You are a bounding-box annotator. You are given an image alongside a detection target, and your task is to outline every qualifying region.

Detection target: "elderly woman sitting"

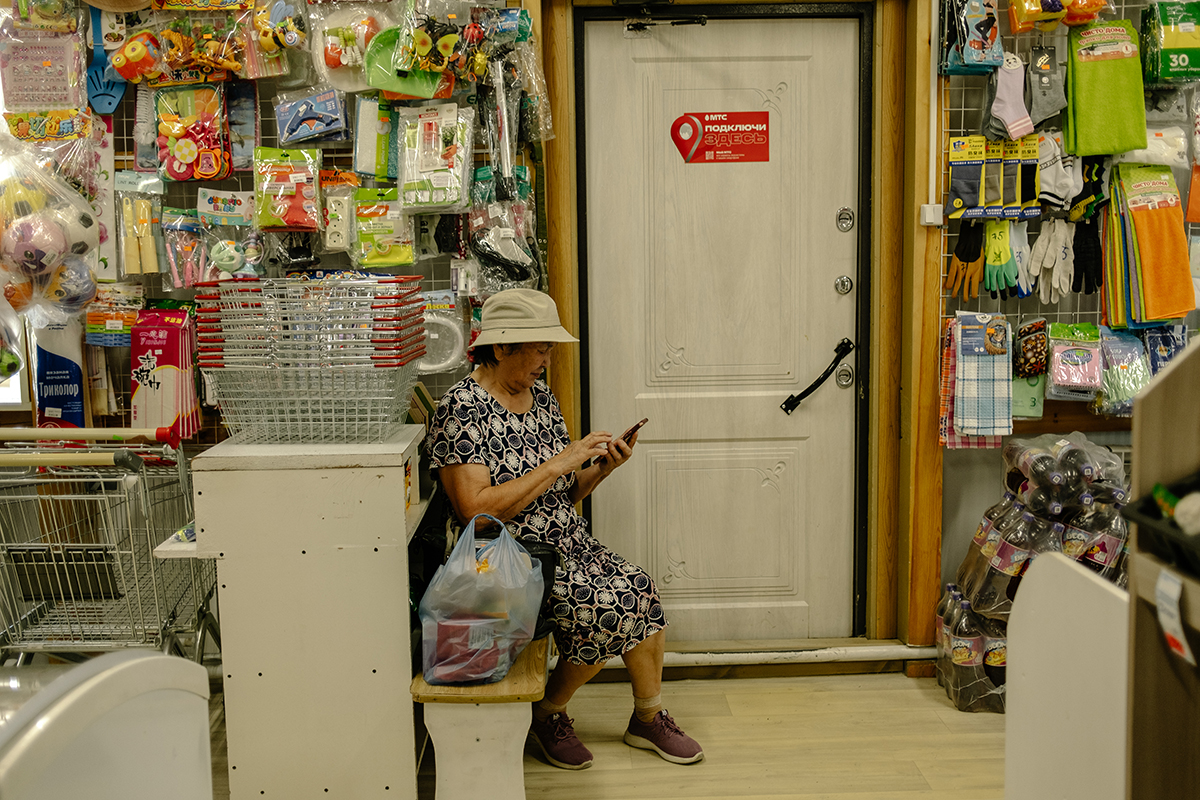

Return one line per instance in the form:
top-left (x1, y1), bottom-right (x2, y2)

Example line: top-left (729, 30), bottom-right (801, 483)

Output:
top-left (425, 288), bottom-right (703, 770)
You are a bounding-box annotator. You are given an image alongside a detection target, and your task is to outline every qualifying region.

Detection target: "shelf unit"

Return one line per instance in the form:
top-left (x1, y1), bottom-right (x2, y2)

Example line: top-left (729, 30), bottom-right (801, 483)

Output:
top-left (1127, 340), bottom-right (1200, 800)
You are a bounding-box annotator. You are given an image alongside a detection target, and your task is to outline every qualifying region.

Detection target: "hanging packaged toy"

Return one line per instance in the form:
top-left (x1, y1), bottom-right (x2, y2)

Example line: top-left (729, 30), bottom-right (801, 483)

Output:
top-left (0, 28), bottom-right (86, 111)
top-left (354, 188), bottom-right (414, 268)
top-left (157, 11), bottom-right (246, 84)
top-left (155, 85), bottom-right (234, 181)
top-left (254, 147), bottom-right (322, 232)
top-left (106, 27), bottom-right (163, 84)
top-left (12, 0), bottom-right (78, 31)
top-left (1047, 322), bottom-right (1102, 396)
top-left (198, 188), bottom-right (262, 279)
top-left (399, 104), bottom-right (475, 213)
top-left (0, 294), bottom-right (23, 380)
top-left (274, 85), bottom-right (348, 144)
top-left (312, 4), bottom-right (395, 93)
top-left (254, 0), bottom-right (306, 53)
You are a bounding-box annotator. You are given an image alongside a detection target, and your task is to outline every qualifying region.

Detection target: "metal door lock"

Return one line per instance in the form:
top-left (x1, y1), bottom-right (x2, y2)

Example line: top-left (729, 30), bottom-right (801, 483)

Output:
top-left (836, 207), bottom-right (854, 232)
top-left (834, 276), bottom-right (853, 295)
top-left (835, 364), bottom-right (854, 388)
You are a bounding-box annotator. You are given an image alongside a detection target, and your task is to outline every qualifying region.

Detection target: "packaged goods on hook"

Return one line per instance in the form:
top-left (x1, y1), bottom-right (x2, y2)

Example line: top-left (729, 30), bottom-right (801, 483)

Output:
top-left (939, 0), bottom-right (1003, 75)
top-left (398, 104), bottom-right (474, 213)
top-left (155, 84), bottom-right (234, 181)
top-left (13, 0), bottom-right (79, 33)
top-left (1091, 326), bottom-right (1151, 418)
top-left (157, 11), bottom-right (246, 83)
top-left (106, 27), bottom-right (163, 84)
top-left (312, 3), bottom-right (396, 93)
top-left (0, 27), bottom-right (86, 111)
top-left (114, 170), bottom-right (165, 279)
top-left (254, 147), bottom-right (322, 232)
top-left (273, 85), bottom-right (348, 144)
top-left (354, 187), bottom-right (414, 268)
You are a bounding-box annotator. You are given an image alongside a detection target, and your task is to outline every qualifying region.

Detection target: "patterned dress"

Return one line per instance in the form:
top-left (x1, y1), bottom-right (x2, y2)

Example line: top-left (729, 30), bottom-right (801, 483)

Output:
top-left (426, 376), bottom-right (667, 665)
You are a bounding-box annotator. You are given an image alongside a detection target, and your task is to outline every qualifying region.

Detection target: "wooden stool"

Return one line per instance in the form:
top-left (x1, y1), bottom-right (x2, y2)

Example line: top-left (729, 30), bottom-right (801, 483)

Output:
top-left (411, 637), bottom-right (549, 800)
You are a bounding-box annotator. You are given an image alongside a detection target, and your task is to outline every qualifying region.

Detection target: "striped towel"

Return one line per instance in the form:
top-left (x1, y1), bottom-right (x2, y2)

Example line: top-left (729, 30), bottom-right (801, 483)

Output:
top-left (940, 318), bottom-right (1003, 449)
top-left (954, 312), bottom-right (1013, 438)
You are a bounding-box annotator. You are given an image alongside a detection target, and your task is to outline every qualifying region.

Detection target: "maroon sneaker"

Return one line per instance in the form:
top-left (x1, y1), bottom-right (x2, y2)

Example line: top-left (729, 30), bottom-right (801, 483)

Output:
top-left (529, 711), bottom-right (594, 770)
top-left (624, 710), bottom-right (704, 764)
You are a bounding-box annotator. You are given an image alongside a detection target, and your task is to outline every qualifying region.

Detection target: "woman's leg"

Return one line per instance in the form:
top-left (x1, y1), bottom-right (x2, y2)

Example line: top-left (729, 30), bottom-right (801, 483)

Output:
top-left (541, 659), bottom-right (605, 710)
top-left (620, 628), bottom-right (665, 701)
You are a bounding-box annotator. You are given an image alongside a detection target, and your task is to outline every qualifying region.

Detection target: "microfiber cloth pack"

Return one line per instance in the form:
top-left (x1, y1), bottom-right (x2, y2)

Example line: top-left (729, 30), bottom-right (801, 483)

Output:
top-left (954, 312), bottom-right (1013, 438)
top-left (1064, 20), bottom-right (1148, 156)
top-left (1117, 163), bottom-right (1197, 322)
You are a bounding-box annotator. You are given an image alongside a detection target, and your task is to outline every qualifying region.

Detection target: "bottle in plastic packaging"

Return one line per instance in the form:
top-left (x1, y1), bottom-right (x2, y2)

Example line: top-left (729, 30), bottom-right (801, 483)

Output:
top-left (935, 582), bottom-right (958, 687)
top-left (1004, 442), bottom-right (1065, 488)
top-left (960, 501), bottom-right (1025, 599)
top-left (980, 616), bottom-right (1007, 713)
top-left (949, 600), bottom-right (987, 711)
top-left (1054, 441), bottom-right (1096, 482)
top-left (970, 511), bottom-right (1037, 619)
top-left (1088, 480), bottom-right (1129, 506)
top-left (1019, 480), bottom-right (1063, 517)
top-left (956, 493), bottom-right (1017, 591)
top-left (1080, 506), bottom-right (1127, 579)
top-left (942, 595), bottom-right (965, 703)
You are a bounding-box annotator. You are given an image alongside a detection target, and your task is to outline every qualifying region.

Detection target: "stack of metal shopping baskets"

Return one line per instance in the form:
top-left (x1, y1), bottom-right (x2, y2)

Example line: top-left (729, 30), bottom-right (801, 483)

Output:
top-left (0, 430), bottom-right (218, 664)
top-left (195, 275), bottom-right (427, 443)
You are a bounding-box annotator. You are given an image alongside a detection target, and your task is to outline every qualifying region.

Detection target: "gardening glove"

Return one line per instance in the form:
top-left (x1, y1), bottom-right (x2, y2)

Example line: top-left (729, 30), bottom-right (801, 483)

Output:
top-left (945, 220), bottom-right (985, 301)
top-left (1054, 221), bottom-right (1076, 298)
top-left (1071, 218), bottom-right (1103, 294)
top-left (1033, 219), bottom-right (1063, 304)
top-left (1011, 221), bottom-right (1033, 298)
top-left (984, 220), bottom-right (1017, 300)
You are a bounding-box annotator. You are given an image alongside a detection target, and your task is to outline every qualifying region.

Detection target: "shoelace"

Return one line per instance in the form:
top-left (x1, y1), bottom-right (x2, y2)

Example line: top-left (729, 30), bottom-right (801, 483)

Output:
top-left (544, 714), bottom-right (578, 744)
top-left (655, 712), bottom-right (685, 737)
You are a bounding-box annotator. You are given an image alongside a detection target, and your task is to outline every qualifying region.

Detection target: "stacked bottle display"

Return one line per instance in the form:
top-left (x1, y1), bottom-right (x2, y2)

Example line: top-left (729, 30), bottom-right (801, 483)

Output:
top-left (936, 432), bottom-right (1131, 714)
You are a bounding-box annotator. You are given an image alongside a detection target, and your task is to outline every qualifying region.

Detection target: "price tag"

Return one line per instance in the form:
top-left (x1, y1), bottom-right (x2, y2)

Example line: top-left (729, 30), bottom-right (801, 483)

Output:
top-left (1156, 569), bottom-right (1197, 666)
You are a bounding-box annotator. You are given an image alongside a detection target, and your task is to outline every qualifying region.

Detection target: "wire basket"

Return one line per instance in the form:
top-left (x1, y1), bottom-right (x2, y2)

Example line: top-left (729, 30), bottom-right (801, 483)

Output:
top-left (196, 276), bottom-right (426, 443)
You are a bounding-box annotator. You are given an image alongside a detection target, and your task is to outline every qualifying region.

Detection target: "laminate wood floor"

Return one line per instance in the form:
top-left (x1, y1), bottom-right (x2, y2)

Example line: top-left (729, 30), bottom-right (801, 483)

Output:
top-left (212, 672), bottom-right (1004, 799)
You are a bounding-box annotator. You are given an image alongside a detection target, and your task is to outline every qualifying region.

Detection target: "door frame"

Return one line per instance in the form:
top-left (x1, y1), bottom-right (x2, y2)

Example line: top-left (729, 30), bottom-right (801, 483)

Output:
top-left (542, 0), bottom-right (920, 644)
top-left (572, 5), bottom-right (874, 637)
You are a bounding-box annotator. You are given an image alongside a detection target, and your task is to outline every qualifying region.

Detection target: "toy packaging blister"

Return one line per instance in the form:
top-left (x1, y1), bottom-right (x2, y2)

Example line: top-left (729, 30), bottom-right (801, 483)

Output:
top-left (312, 3), bottom-right (394, 93)
top-left (12, 0), bottom-right (79, 32)
top-left (114, 170), bottom-right (165, 279)
top-left (0, 28), bottom-right (85, 112)
top-left (254, 147), bottom-right (322, 232)
top-left (274, 84), bottom-right (347, 144)
top-left (155, 84), bottom-right (234, 181)
top-left (237, 0), bottom-right (294, 78)
top-left (156, 11), bottom-right (247, 84)
top-left (399, 104), bottom-right (474, 213)
top-left (106, 27), bottom-right (164, 84)
top-left (354, 187), bottom-right (414, 268)
top-left (1047, 322), bottom-right (1103, 395)
top-left (197, 188), bottom-right (262, 278)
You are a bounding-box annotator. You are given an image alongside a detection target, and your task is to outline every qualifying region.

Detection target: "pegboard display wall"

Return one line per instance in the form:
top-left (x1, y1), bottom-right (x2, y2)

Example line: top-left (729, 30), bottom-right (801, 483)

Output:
top-left (938, 0), bottom-right (1199, 334)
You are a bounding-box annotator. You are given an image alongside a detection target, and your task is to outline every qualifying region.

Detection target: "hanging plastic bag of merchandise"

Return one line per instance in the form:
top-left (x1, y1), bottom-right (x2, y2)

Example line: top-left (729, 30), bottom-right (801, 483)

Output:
top-left (398, 104), bottom-right (476, 214)
top-left (469, 166), bottom-right (539, 292)
top-left (418, 514), bottom-right (543, 685)
top-left (416, 290), bottom-right (467, 375)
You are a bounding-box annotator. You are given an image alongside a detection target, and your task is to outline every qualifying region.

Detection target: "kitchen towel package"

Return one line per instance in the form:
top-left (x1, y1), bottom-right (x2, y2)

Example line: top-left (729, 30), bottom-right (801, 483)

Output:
top-left (1141, 1), bottom-right (1200, 83)
top-left (1064, 21), bottom-right (1147, 156)
top-left (954, 312), bottom-right (1013, 438)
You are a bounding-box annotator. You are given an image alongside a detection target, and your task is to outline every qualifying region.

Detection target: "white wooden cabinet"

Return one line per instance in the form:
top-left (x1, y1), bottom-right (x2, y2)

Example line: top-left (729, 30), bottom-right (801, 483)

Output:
top-left (192, 426), bottom-right (426, 800)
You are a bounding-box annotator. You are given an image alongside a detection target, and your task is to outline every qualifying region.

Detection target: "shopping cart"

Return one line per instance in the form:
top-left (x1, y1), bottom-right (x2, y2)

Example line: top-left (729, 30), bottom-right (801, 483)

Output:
top-left (195, 275), bottom-right (426, 443)
top-left (0, 429), bottom-right (218, 664)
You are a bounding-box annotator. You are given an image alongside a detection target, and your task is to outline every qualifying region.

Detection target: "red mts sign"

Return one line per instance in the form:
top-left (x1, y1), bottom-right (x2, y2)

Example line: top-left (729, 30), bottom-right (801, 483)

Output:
top-left (670, 112), bottom-right (770, 164)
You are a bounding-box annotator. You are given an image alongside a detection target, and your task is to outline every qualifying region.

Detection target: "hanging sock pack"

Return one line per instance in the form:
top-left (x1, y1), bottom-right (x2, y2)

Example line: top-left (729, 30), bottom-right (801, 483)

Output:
top-left (1027, 46), bottom-right (1067, 126)
top-left (992, 53), bottom-right (1035, 139)
top-left (1063, 20), bottom-right (1147, 156)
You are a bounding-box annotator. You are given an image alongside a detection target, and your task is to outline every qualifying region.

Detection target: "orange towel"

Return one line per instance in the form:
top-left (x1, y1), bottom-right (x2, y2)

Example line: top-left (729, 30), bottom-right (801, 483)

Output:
top-left (1129, 201), bottom-right (1197, 321)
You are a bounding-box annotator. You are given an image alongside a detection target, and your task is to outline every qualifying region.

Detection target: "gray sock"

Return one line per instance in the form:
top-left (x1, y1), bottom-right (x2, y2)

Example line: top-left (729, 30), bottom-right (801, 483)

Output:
top-left (1027, 46), bottom-right (1066, 127)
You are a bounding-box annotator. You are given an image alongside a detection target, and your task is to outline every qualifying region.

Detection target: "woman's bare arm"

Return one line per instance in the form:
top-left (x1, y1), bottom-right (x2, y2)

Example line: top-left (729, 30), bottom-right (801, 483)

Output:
top-left (440, 431), bottom-right (614, 524)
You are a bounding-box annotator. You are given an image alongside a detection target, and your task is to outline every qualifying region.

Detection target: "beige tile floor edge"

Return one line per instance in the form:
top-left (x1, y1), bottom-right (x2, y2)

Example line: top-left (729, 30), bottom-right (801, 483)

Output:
top-left (211, 673), bottom-right (1005, 800)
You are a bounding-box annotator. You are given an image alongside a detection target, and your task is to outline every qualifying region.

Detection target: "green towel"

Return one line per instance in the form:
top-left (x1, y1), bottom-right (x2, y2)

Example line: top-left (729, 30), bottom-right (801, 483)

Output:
top-left (1065, 20), bottom-right (1147, 156)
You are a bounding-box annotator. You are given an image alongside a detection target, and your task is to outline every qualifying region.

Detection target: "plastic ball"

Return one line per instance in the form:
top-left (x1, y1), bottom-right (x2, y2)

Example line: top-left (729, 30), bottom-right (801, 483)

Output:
top-left (42, 256), bottom-right (97, 314)
top-left (3, 280), bottom-right (33, 313)
top-left (0, 179), bottom-right (48, 225)
top-left (324, 40), bottom-right (343, 68)
top-left (58, 208), bottom-right (99, 256)
top-left (0, 212), bottom-right (69, 276)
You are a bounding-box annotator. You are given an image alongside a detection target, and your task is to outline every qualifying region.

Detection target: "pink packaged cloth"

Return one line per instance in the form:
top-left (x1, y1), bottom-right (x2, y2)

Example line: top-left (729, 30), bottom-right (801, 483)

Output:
top-left (1049, 342), bottom-right (1102, 390)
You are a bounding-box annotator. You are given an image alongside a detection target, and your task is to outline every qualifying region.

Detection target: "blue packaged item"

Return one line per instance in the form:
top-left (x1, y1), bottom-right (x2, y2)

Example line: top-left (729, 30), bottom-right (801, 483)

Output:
top-left (274, 86), bottom-right (347, 145)
top-left (1139, 324), bottom-right (1188, 375)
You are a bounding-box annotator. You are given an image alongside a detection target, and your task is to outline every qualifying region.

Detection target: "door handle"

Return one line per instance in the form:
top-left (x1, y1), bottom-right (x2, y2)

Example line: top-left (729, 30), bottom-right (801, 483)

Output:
top-left (780, 338), bottom-right (856, 415)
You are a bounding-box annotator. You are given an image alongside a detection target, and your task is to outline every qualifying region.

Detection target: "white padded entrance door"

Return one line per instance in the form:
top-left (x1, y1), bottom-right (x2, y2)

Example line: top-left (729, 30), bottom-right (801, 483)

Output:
top-left (584, 16), bottom-right (862, 640)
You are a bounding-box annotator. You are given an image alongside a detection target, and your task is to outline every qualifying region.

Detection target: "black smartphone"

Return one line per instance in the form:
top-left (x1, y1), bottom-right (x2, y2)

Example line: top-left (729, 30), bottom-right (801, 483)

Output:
top-left (620, 418), bottom-right (649, 444)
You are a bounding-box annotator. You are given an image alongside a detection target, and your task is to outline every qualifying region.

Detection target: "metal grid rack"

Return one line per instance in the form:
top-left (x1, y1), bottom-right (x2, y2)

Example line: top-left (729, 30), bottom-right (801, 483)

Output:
top-left (938, 0), bottom-right (1198, 333)
top-left (0, 444), bottom-right (216, 660)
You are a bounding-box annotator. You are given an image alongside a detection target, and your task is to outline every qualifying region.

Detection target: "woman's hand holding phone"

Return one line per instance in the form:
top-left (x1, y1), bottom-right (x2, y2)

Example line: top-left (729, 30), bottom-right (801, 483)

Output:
top-left (596, 418), bottom-right (648, 470)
